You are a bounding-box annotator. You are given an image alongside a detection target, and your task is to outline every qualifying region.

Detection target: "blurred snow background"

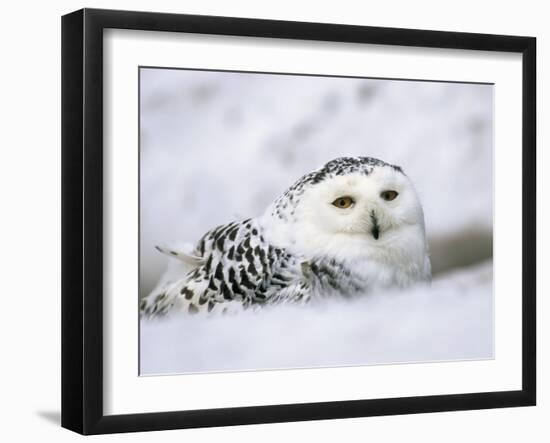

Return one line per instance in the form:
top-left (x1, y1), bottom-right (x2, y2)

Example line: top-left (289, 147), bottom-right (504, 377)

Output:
top-left (139, 68), bottom-right (493, 375)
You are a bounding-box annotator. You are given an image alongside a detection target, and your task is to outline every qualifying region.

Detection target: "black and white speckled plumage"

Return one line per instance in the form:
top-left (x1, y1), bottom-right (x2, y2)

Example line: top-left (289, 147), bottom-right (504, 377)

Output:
top-left (140, 219), bottom-right (364, 316)
top-left (141, 218), bottom-right (304, 316)
top-left (141, 156), bottom-right (430, 317)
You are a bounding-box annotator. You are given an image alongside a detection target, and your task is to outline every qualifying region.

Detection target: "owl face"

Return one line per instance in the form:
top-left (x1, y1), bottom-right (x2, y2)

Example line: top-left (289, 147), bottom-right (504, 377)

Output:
top-left (300, 166), bottom-right (424, 239)
top-left (273, 163), bottom-right (427, 264)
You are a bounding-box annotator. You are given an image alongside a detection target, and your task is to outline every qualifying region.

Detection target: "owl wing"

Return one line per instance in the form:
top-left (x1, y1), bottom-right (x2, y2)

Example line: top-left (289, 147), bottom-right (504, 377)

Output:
top-left (140, 219), bottom-right (312, 317)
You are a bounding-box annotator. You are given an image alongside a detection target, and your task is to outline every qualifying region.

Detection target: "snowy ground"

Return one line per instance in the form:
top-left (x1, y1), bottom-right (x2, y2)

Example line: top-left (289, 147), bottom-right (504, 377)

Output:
top-left (139, 68), bottom-right (494, 375)
top-left (140, 260), bottom-right (493, 375)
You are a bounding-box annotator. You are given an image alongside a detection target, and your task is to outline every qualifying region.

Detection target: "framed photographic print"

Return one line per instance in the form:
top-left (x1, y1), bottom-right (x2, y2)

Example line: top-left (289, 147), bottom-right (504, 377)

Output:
top-left (61, 8), bottom-right (536, 435)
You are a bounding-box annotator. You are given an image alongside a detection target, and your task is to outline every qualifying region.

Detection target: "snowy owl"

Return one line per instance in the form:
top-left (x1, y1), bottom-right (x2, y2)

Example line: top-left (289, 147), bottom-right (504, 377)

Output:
top-left (140, 156), bottom-right (431, 317)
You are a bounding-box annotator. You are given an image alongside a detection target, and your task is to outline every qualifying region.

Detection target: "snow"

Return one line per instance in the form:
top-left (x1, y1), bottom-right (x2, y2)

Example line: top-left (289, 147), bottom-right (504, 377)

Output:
top-left (138, 68), bottom-right (494, 375)
top-left (140, 260), bottom-right (493, 375)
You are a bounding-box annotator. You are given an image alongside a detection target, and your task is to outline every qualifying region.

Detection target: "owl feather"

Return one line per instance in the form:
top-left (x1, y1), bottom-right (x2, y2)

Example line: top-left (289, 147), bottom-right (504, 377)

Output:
top-left (141, 156), bottom-right (431, 317)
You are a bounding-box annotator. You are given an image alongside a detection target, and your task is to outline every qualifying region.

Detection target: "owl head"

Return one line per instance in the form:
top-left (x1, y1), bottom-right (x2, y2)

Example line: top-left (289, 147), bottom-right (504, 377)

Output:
top-left (264, 157), bottom-right (430, 276)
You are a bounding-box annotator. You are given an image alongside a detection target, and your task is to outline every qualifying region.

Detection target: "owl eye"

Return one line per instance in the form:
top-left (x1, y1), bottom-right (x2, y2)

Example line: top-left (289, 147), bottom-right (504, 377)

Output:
top-left (332, 196), bottom-right (355, 209)
top-left (380, 190), bottom-right (399, 201)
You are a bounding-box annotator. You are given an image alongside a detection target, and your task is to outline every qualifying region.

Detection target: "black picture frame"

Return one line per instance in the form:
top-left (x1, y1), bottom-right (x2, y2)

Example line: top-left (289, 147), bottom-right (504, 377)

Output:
top-left (61, 8), bottom-right (536, 435)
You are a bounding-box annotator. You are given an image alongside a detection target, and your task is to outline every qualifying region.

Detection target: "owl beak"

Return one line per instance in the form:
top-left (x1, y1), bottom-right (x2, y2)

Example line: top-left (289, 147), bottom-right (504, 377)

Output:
top-left (370, 211), bottom-right (380, 240)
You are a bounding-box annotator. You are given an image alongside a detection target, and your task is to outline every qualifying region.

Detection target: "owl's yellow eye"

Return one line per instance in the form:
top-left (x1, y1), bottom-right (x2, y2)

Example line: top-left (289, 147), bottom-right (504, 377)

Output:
top-left (381, 190), bottom-right (399, 201)
top-left (332, 196), bottom-right (354, 209)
